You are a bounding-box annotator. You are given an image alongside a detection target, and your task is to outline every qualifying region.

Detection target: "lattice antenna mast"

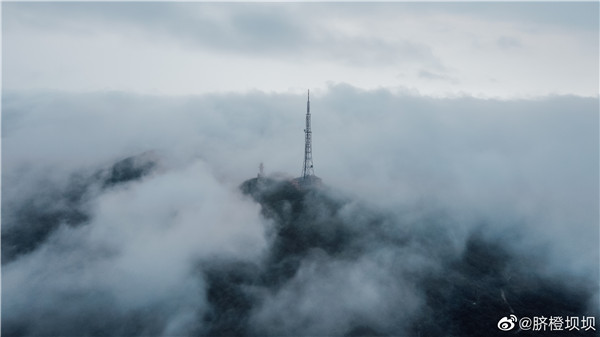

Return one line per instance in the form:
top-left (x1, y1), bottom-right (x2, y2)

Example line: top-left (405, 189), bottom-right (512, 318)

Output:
top-left (302, 90), bottom-right (314, 179)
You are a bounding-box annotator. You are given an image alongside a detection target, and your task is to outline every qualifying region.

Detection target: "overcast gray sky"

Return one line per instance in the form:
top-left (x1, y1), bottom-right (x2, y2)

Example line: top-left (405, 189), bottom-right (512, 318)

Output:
top-left (3, 2), bottom-right (598, 98)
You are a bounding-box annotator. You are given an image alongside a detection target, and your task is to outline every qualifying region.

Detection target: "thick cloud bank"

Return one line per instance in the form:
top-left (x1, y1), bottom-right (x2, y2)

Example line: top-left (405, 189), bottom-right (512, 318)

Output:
top-left (2, 86), bottom-right (598, 336)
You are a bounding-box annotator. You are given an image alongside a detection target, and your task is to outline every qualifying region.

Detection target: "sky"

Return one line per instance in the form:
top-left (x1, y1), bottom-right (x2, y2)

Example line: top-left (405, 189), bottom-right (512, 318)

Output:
top-left (2, 2), bottom-right (599, 336)
top-left (2, 2), bottom-right (599, 98)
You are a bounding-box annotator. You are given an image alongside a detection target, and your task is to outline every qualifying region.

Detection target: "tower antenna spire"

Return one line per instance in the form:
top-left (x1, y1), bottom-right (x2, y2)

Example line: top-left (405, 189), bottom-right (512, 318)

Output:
top-left (302, 89), bottom-right (314, 179)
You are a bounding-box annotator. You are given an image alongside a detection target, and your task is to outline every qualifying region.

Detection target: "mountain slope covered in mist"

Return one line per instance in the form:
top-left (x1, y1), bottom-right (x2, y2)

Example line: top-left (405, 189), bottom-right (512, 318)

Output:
top-left (2, 88), bottom-right (598, 336)
top-left (4, 164), bottom-right (595, 336)
top-left (2, 152), bottom-right (158, 264)
top-left (225, 176), bottom-right (596, 336)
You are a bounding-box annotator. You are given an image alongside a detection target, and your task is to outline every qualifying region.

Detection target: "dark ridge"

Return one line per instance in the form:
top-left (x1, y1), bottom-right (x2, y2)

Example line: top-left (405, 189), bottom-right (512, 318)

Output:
top-left (240, 177), bottom-right (398, 288)
top-left (3, 173), bottom-right (596, 336)
top-left (1, 152), bottom-right (158, 265)
top-left (201, 260), bottom-right (262, 337)
top-left (101, 153), bottom-right (157, 188)
top-left (411, 233), bottom-right (595, 337)
top-left (1, 176), bottom-right (91, 264)
top-left (239, 177), bottom-right (597, 336)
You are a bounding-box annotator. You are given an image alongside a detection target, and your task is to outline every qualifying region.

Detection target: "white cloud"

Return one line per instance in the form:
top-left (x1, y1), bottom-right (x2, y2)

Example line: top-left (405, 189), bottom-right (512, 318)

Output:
top-left (2, 2), bottom-right (598, 334)
top-left (2, 85), bottom-right (597, 335)
top-left (3, 2), bottom-right (598, 97)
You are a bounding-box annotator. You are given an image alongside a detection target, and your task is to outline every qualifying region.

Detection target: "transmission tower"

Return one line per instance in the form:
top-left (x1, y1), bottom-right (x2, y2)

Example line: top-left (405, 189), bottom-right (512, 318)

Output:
top-left (302, 90), bottom-right (314, 179)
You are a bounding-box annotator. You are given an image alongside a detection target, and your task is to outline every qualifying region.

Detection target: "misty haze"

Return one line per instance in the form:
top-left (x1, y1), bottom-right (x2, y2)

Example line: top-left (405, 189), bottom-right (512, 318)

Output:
top-left (2, 2), bottom-right (599, 337)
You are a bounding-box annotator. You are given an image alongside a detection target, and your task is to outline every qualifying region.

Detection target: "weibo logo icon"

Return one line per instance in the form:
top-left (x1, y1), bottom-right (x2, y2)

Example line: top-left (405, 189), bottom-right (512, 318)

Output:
top-left (498, 315), bottom-right (518, 331)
